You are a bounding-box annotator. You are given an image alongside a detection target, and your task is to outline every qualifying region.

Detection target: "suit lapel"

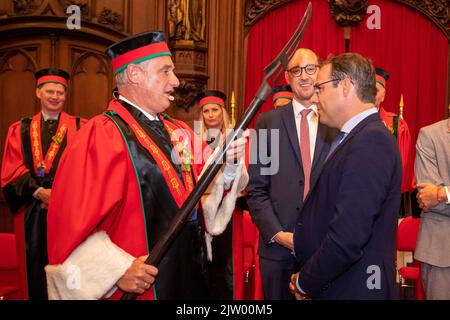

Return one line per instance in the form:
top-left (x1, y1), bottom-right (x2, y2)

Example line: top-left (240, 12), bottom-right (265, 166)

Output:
top-left (282, 103), bottom-right (301, 165)
top-left (304, 113), bottom-right (381, 204)
top-left (326, 113), bottom-right (381, 165)
top-left (311, 123), bottom-right (326, 170)
top-left (309, 123), bottom-right (327, 187)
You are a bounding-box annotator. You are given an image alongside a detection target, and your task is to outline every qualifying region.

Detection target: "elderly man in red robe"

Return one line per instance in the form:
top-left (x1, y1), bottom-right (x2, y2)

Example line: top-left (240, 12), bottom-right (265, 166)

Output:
top-left (44, 31), bottom-right (248, 300)
top-left (271, 85), bottom-right (294, 109)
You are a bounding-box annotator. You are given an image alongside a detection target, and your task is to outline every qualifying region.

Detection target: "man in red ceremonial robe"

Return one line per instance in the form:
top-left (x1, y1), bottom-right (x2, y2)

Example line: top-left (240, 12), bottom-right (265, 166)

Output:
top-left (1, 68), bottom-right (86, 300)
top-left (45, 31), bottom-right (248, 300)
top-left (271, 85), bottom-right (294, 109)
top-left (375, 67), bottom-right (413, 216)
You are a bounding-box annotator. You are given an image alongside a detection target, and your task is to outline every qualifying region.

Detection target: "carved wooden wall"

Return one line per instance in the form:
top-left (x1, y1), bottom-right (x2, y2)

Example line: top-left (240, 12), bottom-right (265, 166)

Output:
top-left (0, 0), bottom-right (247, 232)
top-left (165, 0), bottom-right (246, 128)
top-left (207, 0), bottom-right (246, 123)
top-left (0, 38), bottom-right (120, 152)
top-left (0, 0), bottom-right (168, 232)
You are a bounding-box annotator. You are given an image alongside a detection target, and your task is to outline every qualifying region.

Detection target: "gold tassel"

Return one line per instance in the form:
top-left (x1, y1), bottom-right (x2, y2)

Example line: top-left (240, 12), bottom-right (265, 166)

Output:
top-left (231, 91), bottom-right (236, 128)
top-left (399, 94), bottom-right (404, 118)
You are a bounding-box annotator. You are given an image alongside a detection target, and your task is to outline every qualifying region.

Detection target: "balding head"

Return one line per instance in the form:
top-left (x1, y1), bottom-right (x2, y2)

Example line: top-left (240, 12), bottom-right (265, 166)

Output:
top-left (287, 48), bottom-right (319, 69)
top-left (285, 48), bottom-right (320, 107)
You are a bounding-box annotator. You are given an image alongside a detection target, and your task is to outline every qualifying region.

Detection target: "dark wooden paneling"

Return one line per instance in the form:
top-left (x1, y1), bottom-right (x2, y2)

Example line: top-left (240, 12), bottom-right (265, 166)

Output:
top-left (0, 42), bottom-right (43, 159)
top-left (0, 33), bottom-right (118, 230)
top-left (0, 42), bottom-right (46, 232)
top-left (70, 52), bottom-right (112, 119)
top-left (59, 38), bottom-right (115, 119)
top-left (0, 0), bottom-right (249, 231)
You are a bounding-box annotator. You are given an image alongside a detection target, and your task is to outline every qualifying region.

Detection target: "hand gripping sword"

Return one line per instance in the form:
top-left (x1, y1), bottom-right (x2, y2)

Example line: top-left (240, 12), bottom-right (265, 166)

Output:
top-left (121, 2), bottom-right (312, 300)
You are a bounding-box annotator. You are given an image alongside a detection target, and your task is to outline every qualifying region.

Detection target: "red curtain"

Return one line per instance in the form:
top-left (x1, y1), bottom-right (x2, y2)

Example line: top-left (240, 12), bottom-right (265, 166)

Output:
top-left (245, 0), bottom-right (345, 127)
top-left (245, 0), bottom-right (448, 132)
top-left (245, 0), bottom-right (448, 187)
top-left (349, 0), bottom-right (448, 146)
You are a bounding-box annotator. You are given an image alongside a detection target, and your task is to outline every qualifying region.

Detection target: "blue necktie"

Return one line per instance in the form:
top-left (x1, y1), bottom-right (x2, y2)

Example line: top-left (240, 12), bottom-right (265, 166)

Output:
top-left (326, 131), bottom-right (347, 161)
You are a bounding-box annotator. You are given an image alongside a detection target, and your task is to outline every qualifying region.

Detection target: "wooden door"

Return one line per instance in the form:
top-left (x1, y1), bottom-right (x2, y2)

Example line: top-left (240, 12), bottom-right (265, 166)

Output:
top-left (0, 33), bottom-right (117, 232)
top-left (58, 37), bottom-right (115, 119)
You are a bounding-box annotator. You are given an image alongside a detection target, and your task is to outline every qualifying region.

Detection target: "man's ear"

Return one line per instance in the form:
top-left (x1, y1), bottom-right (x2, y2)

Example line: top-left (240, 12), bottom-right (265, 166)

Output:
top-left (36, 87), bottom-right (41, 99)
top-left (284, 71), bottom-right (290, 85)
top-left (379, 88), bottom-right (386, 104)
top-left (125, 64), bottom-right (142, 85)
top-left (341, 77), bottom-right (352, 98)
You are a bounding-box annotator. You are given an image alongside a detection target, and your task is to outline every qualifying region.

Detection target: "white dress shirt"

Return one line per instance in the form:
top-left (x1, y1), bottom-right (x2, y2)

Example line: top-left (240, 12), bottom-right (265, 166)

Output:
top-left (269, 100), bottom-right (318, 244)
top-left (119, 95), bottom-right (158, 121)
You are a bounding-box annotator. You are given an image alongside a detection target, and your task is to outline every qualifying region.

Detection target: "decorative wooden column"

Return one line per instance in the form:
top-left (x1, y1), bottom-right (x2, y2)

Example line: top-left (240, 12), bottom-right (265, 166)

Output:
top-left (208, 0), bottom-right (246, 123)
top-left (163, 0), bottom-right (206, 125)
top-left (165, 0), bottom-right (247, 127)
top-left (328, 0), bottom-right (369, 52)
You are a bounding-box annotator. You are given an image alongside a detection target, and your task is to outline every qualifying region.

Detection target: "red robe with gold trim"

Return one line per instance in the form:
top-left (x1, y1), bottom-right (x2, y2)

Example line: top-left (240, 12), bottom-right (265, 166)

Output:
top-left (379, 107), bottom-right (413, 193)
top-left (46, 100), bottom-right (248, 300)
top-left (1, 112), bottom-right (85, 300)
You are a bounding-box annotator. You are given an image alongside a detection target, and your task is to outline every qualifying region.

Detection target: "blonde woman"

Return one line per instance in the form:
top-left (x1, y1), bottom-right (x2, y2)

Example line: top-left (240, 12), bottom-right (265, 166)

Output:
top-left (197, 90), bottom-right (249, 299)
top-left (197, 90), bottom-right (231, 150)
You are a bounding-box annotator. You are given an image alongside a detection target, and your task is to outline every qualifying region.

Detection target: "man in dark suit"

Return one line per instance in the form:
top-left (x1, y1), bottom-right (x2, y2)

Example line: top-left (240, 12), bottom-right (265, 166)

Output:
top-left (289, 53), bottom-right (402, 300)
top-left (247, 48), bottom-right (337, 299)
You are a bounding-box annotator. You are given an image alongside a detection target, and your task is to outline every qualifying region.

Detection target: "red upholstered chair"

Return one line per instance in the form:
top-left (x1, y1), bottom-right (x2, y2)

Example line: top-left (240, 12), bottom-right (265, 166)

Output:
top-left (0, 233), bottom-right (25, 300)
top-left (242, 211), bottom-right (263, 300)
top-left (12, 210), bottom-right (28, 299)
top-left (242, 211), bottom-right (256, 298)
top-left (396, 216), bottom-right (426, 300)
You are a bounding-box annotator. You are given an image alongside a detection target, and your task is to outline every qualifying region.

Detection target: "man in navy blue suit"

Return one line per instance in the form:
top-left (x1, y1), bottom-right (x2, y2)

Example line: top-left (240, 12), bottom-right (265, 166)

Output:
top-left (289, 53), bottom-right (402, 300)
top-left (247, 48), bottom-right (337, 299)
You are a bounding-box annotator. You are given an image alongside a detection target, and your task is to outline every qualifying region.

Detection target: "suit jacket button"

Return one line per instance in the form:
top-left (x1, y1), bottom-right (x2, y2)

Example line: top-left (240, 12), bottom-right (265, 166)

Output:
top-left (296, 207), bottom-right (300, 210)
top-left (321, 284), bottom-right (329, 291)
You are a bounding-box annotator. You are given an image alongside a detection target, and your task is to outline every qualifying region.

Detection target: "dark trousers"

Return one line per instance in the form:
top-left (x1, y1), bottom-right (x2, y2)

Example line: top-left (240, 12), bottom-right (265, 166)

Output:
top-left (259, 256), bottom-right (298, 300)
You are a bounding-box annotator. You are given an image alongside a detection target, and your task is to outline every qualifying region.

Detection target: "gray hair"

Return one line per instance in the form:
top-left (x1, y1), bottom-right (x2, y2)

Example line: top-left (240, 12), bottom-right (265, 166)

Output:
top-left (115, 60), bottom-right (152, 89)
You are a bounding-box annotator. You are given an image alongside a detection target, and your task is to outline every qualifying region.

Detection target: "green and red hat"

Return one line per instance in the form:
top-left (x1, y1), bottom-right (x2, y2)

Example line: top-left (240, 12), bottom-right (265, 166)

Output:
top-left (35, 68), bottom-right (70, 88)
top-left (272, 84), bottom-right (294, 104)
top-left (106, 31), bottom-right (172, 74)
top-left (198, 90), bottom-right (227, 108)
top-left (375, 67), bottom-right (389, 88)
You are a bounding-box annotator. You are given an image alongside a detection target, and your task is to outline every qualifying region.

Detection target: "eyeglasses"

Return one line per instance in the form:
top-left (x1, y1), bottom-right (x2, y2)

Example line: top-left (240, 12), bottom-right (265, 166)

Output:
top-left (313, 78), bottom-right (341, 94)
top-left (286, 64), bottom-right (319, 77)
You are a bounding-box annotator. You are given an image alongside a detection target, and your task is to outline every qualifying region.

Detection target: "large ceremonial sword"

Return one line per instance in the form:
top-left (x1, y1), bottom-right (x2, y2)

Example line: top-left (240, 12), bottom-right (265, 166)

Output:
top-left (121, 2), bottom-right (312, 300)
